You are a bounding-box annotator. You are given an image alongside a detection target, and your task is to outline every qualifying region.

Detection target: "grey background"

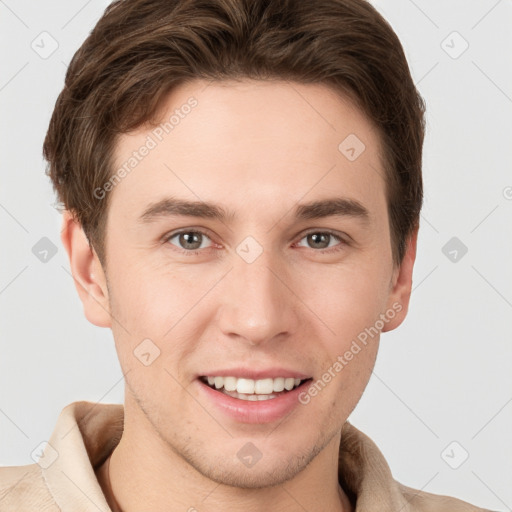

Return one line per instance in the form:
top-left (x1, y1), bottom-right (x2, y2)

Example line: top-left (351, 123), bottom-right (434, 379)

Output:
top-left (1, 1), bottom-right (511, 510)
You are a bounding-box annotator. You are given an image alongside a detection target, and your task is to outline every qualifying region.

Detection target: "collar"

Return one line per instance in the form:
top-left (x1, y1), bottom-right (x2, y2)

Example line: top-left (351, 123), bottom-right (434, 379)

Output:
top-left (41, 400), bottom-right (411, 512)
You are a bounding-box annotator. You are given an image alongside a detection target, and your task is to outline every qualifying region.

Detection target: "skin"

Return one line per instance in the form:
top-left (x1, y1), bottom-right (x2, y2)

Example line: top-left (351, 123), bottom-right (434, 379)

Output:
top-left (61, 79), bottom-right (417, 512)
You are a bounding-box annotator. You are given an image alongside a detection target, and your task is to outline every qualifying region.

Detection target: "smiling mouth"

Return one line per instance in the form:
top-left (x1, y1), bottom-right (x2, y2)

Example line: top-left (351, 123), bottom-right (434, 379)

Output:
top-left (199, 375), bottom-right (313, 401)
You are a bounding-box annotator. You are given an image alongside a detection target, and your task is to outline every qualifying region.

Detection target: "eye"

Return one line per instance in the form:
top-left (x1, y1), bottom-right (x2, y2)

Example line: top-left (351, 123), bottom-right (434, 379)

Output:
top-left (163, 228), bottom-right (348, 256)
top-left (295, 231), bottom-right (346, 253)
top-left (165, 230), bottom-right (213, 255)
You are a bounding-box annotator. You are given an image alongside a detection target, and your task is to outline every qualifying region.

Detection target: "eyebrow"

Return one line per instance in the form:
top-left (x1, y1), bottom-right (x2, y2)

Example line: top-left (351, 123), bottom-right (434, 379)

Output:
top-left (138, 196), bottom-right (370, 225)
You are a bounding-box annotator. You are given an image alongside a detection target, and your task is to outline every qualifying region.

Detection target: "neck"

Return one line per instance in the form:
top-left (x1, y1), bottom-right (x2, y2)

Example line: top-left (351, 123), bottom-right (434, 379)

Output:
top-left (96, 395), bottom-right (353, 512)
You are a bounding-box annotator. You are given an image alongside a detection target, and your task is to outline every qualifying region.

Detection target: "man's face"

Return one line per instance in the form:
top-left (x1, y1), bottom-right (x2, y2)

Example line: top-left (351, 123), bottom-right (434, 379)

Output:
top-left (94, 79), bottom-right (409, 487)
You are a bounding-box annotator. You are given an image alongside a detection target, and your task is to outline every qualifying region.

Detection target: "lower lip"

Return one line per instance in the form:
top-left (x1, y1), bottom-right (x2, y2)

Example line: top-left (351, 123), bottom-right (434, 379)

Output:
top-left (196, 378), bottom-right (312, 424)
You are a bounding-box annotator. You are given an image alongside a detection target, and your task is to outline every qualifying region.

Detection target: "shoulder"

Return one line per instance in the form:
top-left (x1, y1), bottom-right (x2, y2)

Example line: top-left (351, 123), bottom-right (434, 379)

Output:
top-left (339, 421), bottom-right (498, 512)
top-left (398, 481), bottom-right (499, 512)
top-left (0, 463), bottom-right (59, 511)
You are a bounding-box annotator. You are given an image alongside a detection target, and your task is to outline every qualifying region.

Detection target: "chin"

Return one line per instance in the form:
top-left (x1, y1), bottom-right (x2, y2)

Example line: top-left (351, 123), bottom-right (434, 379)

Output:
top-left (171, 429), bottom-right (333, 490)
top-left (193, 455), bottom-right (309, 489)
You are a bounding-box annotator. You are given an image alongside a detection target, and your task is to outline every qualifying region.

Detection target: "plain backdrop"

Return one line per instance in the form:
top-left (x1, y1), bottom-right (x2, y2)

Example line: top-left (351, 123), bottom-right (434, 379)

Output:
top-left (1, 1), bottom-right (511, 510)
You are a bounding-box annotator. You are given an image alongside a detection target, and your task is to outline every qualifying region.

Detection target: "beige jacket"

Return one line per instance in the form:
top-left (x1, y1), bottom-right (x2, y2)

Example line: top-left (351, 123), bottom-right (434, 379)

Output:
top-left (0, 401), bottom-right (495, 511)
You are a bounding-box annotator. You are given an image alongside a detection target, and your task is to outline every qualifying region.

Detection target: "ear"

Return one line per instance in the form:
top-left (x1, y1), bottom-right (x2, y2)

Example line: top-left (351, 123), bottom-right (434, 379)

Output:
top-left (60, 210), bottom-right (112, 328)
top-left (381, 227), bottom-right (418, 332)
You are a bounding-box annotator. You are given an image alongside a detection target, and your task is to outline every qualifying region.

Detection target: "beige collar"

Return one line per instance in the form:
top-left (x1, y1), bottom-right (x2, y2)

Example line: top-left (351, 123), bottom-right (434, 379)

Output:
top-left (41, 400), bottom-right (412, 512)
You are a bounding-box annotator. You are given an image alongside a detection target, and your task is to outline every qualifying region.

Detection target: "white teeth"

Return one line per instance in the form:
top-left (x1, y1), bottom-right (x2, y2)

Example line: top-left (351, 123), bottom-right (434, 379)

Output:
top-left (254, 378), bottom-right (273, 394)
top-left (214, 376), bottom-right (224, 389)
top-left (273, 377), bottom-right (285, 392)
top-left (221, 388), bottom-right (279, 401)
top-left (203, 376), bottom-right (305, 394)
top-left (284, 378), bottom-right (295, 391)
top-left (236, 378), bottom-right (255, 394)
top-left (223, 376), bottom-right (237, 392)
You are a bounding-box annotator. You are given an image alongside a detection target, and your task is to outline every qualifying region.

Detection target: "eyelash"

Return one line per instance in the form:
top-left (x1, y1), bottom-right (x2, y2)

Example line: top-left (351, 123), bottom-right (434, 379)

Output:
top-left (163, 229), bottom-right (348, 257)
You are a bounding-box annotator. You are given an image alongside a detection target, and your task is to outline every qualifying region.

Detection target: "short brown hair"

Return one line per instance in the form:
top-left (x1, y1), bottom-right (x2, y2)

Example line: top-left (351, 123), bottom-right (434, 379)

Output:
top-left (44, 0), bottom-right (425, 269)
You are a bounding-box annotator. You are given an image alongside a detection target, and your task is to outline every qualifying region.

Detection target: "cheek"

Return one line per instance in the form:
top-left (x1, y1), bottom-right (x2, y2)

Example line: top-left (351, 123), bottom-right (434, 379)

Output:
top-left (106, 265), bottom-right (198, 400)
top-left (108, 249), bottom-right (195, 327)
top-left (297, 260), bottom-right (390, 335)
top-left (294, 260), bottom-right (389, 396)
top-left (107, 257), bottom-right (220, 374)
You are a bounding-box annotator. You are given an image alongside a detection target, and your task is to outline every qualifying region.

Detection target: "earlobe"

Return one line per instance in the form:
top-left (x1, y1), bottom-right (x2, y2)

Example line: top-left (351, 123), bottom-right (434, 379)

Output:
top-left (60, 210), bottom-right (112, 328)
top-left (381, 227), bottom-right (419, 332)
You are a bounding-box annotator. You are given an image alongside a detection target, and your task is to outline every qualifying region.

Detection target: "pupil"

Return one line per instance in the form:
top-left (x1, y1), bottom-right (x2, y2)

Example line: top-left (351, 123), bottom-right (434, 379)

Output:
top-left (309, 233), bottom-right (329, 249)
top-left (181, 232), bottom-right (201, 250)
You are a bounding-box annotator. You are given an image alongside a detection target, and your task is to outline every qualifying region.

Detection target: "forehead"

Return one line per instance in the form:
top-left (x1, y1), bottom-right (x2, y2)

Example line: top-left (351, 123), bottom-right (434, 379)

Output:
top-left (109, 79), bottom-right (387, 226)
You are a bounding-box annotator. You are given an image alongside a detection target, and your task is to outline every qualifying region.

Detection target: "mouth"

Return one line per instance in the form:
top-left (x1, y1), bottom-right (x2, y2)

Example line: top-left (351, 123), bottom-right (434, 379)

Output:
top-left (198, 375), bottom-right (313, 401)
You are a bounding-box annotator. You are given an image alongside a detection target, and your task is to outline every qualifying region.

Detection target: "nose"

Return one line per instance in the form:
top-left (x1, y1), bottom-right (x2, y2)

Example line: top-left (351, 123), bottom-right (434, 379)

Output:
top-left (217, 248), bottom-right (299, 346)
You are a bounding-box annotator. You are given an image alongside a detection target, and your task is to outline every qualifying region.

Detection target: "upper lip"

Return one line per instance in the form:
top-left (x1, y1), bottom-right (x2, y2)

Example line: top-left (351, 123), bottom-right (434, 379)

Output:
top-left (198, 367), bottom-right (311, 380)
